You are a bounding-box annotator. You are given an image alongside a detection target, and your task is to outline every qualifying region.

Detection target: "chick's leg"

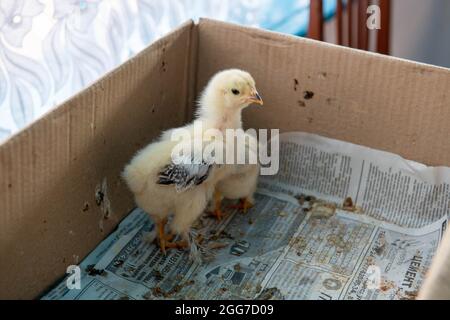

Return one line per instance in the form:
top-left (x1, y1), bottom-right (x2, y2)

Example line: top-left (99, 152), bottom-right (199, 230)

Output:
top-left (170, 192), bottom-right (207, 249)
top-left (156, 218), bottom-right (169, 254)
top-left (211, 190), bottom-right (224, 221)
top-left (228, 197), bottom-right (254, 214)
top-left (165, 239), bottom-right (189, 249)
top-left (157, 219), bottom-right (187, 253)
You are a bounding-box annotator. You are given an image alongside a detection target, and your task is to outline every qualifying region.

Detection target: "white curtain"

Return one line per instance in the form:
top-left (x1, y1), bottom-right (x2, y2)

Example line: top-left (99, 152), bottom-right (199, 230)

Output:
top-left (0, 0), bottom-right (275, 142)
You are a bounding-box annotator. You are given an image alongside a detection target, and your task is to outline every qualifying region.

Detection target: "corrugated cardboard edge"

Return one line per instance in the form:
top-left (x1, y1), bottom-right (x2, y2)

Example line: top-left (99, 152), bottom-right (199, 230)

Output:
top-left (198, 18), bottom-right (450, 74)
top-left (0, 20), bottom-right (195, 300)
top-left (185, 21), bottom-right (199, 123)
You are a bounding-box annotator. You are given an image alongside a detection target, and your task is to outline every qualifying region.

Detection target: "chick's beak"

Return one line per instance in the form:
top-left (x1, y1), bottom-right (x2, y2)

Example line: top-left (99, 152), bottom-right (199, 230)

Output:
top-left (248, 90), bottom-right (263, 106)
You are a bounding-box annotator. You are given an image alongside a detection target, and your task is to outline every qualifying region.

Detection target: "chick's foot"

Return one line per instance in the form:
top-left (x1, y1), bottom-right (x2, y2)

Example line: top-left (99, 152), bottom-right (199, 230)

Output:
top-left (164, 240), bottom-right (189, 250)
top-left (227, 198), bottom-right (254, 214)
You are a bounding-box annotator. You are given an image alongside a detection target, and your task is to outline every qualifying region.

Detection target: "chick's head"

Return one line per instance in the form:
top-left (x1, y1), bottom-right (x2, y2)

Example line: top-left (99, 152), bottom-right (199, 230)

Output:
top-left (202, 69), bottom-right (263, 111)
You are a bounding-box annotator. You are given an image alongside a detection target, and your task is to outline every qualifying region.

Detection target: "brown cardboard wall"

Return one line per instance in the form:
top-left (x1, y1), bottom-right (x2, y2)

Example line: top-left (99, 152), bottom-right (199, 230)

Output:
top-left (196, 19), bottom-right (450, 167)
top-left (0, 21), bottom-right (196, 299)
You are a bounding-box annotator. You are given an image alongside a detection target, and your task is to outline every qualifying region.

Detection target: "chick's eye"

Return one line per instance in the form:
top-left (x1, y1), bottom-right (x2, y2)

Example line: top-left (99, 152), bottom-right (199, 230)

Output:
top-left (231, 89), bottom-right (240, 95)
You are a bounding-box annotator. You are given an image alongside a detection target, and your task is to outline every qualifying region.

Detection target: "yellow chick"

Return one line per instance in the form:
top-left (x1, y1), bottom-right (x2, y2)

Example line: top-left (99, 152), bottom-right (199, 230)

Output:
top-left (216, 131), bottom-right (260, 215)
top-left (161, 69), bottom-right (263, 219)
top-left (123, 69), bottom-right (263, 253)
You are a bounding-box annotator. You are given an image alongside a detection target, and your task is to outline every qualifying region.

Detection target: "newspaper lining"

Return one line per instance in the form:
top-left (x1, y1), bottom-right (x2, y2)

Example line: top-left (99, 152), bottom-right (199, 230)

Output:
top-left (42, 132), bottom-right (449, 300)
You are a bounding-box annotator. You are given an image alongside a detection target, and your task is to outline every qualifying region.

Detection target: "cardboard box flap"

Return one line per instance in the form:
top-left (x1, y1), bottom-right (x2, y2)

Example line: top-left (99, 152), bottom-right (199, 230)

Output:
top-left (0, 20), bottom-right (196, 299)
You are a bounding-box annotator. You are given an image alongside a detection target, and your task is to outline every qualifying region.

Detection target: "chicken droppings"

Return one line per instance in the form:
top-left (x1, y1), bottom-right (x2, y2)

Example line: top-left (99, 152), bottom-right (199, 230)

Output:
top-left (86, 264), bottom-right (106, 277)
top-left (341, 197), bottom-right (363, 213)
top-left (218, 287), bottom-right (228, 295)
top-left (303, 91), bottom-right (314, 100)
top-left (95, 190), bottom-right (104, 206)
top-left (256, 287), bottom-right (283, 300)
top-left (379, 280), bottom-right (396, 292)
top-left (145, 280), bottom-right (196, 299)
top-left (151, 287), bottom-right (167, 298)
top-left (374, 238), bottom-right (386, 255)
top-left (343, 197), bottom-right (353, 208)
top-left (310, 202), bottom-right (336, 219)
top-left (296, 194), bottom-right (306, 205)
top-left (403, 290), bottom-right (419, 300)
top-left (296, 194), bottom-right (317, 205)
top-left (82, 202), bottom-right (89, 212)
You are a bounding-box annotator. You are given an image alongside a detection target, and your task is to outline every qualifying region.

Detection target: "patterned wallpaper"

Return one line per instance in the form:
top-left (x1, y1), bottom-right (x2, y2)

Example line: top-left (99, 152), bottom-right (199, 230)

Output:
top-left (0, 0), bottom-right (314, 142)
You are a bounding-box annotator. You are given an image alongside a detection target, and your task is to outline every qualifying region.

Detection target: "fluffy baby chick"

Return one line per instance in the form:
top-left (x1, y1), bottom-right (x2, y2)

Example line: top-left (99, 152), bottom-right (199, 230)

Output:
top-left (161, 69), bottom-right (263, 220)
top-left (216, 131), bottom-right (260, 214)
top-left (161, 69), bottom-right (262, 138)
top-left (123, 138), bottom-right (224, 253)
top-left (123, 69), bottom-right (263, 252)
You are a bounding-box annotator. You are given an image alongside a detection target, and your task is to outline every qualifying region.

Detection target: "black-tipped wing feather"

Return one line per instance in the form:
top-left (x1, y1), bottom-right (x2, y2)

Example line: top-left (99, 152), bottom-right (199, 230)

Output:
top-left (157, 155), bottom-right (213, 193)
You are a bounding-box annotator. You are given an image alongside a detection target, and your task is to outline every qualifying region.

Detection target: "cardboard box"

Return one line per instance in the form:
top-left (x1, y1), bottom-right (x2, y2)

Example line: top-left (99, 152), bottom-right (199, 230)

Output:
top-left (1, 18), bottom-right (450, 300)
